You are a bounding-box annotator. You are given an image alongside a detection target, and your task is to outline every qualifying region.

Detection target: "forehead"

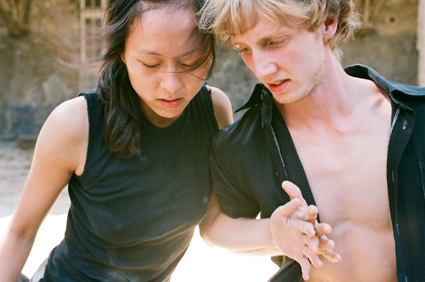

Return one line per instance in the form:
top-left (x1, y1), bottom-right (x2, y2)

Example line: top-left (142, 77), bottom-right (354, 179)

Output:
top-left (231, 13), bottom-right (289, 45)
top-left (126, 6), bottom-right (200, 56)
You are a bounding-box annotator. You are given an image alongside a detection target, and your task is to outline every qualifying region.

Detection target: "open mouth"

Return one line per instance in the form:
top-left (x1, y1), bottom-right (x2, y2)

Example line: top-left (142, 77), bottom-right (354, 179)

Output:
top-left (271, 79), bottom-right (289, 86)
top-left (271, 80), bottom-right (285, 86)
top-left (267, 79), bottom-right (290, 92)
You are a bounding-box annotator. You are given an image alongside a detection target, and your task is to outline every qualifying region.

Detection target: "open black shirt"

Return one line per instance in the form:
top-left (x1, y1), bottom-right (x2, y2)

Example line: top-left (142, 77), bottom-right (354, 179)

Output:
top-left (210, 65), bottom-right (425, 281)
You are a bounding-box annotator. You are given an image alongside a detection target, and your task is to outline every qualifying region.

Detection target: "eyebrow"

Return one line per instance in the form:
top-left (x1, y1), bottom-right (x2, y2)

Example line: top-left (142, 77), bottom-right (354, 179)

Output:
top-left (233, 34), bottom-right (278, 48)
top-left (257, 35), bottom-right (276, 47)
top-left (135, 47), bottom-right (200, 58)
top-left (233, 28), bottom-right (288, 47)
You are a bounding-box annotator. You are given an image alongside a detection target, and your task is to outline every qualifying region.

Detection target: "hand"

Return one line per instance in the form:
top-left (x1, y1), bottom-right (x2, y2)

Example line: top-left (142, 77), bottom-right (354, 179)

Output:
top-left (283, 181), bottom-right (341, 263)
top-left (269, 181), bottom-right (340, 281)
top-left (270, 197), bottom-right (320, 281)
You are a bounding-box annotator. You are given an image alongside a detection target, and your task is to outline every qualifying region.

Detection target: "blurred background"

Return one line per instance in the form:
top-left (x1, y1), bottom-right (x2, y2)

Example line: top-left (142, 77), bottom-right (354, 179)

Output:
top-left (0, 0), bottom-right (424, 280)
top-left (0, 0), bottom-right (424, 139)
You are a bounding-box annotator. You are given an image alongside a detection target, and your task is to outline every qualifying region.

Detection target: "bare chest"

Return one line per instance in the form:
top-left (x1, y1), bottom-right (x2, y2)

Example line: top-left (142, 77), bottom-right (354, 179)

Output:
top-left (290, 126), bottom-right (397, 281)
top-left (297, 131), bottom-right (390, 227)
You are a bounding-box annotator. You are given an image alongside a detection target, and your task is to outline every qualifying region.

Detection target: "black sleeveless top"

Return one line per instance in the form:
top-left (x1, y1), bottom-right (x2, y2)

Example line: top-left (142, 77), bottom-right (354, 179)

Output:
top-left (42, 85), bottom-right (219, 281)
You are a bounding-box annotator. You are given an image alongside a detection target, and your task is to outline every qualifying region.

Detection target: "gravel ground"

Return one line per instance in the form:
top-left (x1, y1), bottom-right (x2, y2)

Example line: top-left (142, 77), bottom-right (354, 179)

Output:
top-left (0, 140), bottom-right (278, 281)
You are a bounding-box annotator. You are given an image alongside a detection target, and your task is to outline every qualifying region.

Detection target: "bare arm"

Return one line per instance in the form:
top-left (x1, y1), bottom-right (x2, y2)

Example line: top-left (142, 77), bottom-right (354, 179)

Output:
top-left (200, 181), bottom-right (340, 281)
top-left (0, 97), bottom-right (88, 282)
top-left (200, 193), bottom-right (278, 254)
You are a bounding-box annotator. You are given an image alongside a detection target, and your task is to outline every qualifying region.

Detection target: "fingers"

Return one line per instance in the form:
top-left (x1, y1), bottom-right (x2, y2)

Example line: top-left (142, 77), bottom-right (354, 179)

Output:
top-left (303, 244), bottom-right (323, 268)
top-left (277, 202), bottom-right (316, 237)
top-left (318, 245), bottom-right (342, 263)
top-left (298, 237), bottom-right (324, 281)
top-left (281, 181), bottom-right (316, 223)
top-left (303, 205), bottom-right (319, 224)
top-left (281, 181), bottom-right (303, 200)
top-left (318, 235), bottom-right (334, 250)
top-left (274, 198), bottom-right (302, 218)
top-left (298, 219), bottom-right (316, 238)
top-left (314, 222), bottom-right (332, 237)
top-left (298, 234), bottom-right (340, 281)
top-left (304, 234), bottom-right (341, 264)
top-left (318, 236), bottom-right (341, 263)
top-left (320, 249), bottom-right (342, 263)
top-left (298, 256), bottom-right (312, 281)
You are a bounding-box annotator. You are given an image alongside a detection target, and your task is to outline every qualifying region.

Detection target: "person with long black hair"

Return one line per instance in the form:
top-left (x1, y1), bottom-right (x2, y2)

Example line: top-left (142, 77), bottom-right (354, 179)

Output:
top-left (0, 1), bottom-right (232, 281)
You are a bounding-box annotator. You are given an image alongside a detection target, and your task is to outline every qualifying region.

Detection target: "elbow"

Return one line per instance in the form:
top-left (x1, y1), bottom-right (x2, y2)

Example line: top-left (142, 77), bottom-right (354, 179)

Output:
top-left (198, 223), bottom-right (219, 248)
top-left (7, 222), bottom-right (38, 246)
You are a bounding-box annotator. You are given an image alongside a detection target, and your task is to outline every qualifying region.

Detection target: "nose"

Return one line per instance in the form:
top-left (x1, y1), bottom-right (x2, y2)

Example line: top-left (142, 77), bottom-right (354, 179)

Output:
top-left (160, 71), bottom-right (183, 94)
top-left (251, 51), bottom-right (277, 80)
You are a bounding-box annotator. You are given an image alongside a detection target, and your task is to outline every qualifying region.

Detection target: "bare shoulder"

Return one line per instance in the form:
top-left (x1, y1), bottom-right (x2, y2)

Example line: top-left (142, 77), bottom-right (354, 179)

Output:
top-left (35, 96), bottom-right (89, 175)
top-left (48, 96), bottom-right (88, 126)
top-left (208, 85), bottom-right (230, 106)
top-left (41, 96), bottom-right (88, 145)
top-left (207, 85), bottom-right (233, 129)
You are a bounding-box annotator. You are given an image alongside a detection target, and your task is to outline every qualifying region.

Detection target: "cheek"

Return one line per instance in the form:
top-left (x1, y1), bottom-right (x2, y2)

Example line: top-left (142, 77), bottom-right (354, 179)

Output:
top-left (126, 61), bottom-right (141, 80)
top-left (196, 59), bottom-right (212, 77)
top-left (183, 74), bottom-right (205, 94)
top-left (184, 64), bottom-right (210, 85)
top-left (127, 70), bottom-right (156, 98)
top-left (285, 46), bottom-right (316, 73)
top-left (241, 54), bottom-right (255, 72)
top-left (127, 63), bottom-right (156, 85)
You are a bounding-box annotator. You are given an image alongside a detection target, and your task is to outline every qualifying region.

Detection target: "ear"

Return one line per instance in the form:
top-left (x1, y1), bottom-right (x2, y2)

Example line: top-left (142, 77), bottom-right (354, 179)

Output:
top-left (323, 17), bottom-right (338, 42)
top-left (121, 53), bottom-right (126, 64)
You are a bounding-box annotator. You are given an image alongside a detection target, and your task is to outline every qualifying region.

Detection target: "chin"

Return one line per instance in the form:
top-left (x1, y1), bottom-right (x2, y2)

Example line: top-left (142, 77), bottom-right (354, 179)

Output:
top-left (156, 110), bottom-right (183, 121)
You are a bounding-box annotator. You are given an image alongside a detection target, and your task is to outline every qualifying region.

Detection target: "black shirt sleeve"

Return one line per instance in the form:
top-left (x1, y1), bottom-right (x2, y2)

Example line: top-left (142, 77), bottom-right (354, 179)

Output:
top-left (209, 131), bottom-right (261, 218)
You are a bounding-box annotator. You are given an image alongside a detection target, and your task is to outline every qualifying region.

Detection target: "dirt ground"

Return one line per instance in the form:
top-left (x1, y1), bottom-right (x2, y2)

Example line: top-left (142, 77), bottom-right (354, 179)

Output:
top-left (0, 140), bottom-right (278, 281)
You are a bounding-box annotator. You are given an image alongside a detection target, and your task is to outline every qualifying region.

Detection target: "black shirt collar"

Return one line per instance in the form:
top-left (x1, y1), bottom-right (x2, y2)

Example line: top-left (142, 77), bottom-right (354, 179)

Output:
top-left (236, 64), bottom-right (425, 113)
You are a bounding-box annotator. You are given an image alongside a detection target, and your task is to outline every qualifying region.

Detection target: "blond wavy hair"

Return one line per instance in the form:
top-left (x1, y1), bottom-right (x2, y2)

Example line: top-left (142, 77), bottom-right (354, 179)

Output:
top-left (199, 0), bottom-right (361, 58)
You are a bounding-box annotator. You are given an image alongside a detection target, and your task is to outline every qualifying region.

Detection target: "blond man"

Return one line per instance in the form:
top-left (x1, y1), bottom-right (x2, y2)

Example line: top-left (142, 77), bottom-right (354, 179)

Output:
top-left (199, 0), bottom-right (425, 281)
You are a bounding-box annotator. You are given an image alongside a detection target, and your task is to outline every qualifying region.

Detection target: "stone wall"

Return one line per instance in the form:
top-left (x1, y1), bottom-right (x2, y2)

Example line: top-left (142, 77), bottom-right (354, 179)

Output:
top-left (0, 34), bottom-right (80, 138)
top-left (0, 0), bottom-right (421, 138)
top-left (0, 0), bottom-right (88, 139)
top-left (341, 0), bottom-right (419, 85)
top-left (0, 1), bottom-right (82, 139)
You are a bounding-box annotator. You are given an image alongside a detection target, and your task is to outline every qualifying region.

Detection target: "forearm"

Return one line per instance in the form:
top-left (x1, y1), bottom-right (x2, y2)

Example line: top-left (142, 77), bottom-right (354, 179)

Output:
top-left (0, 229), bottom-right (35, 282)
top-left (199, 212), bottom-right (281, 256)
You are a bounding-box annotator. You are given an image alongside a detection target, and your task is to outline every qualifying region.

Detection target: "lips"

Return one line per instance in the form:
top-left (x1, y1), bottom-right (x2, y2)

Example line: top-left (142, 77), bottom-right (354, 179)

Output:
top-left (271, 80), bottom-right (285, 86)
top-left (266, 79), bottom-right (290, 93)
top-left (159, 98), bottom-right (183, 108)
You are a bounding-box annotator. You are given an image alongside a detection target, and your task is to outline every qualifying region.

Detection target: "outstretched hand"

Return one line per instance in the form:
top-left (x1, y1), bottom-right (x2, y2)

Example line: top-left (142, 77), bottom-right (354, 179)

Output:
top-left (269, 181), bottom-right (341, 281)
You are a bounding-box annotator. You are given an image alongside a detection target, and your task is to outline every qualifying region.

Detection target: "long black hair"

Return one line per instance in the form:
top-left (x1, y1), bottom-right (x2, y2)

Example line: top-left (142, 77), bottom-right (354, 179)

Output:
top-left (97, 0), bottom-right (216, 157)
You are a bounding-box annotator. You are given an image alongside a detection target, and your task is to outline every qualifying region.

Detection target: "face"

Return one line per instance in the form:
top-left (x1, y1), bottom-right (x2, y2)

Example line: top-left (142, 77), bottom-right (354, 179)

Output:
top-left (121, 6), bottom-right (210, 127)
top-left (232, 14), bottom-right (329, 105)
